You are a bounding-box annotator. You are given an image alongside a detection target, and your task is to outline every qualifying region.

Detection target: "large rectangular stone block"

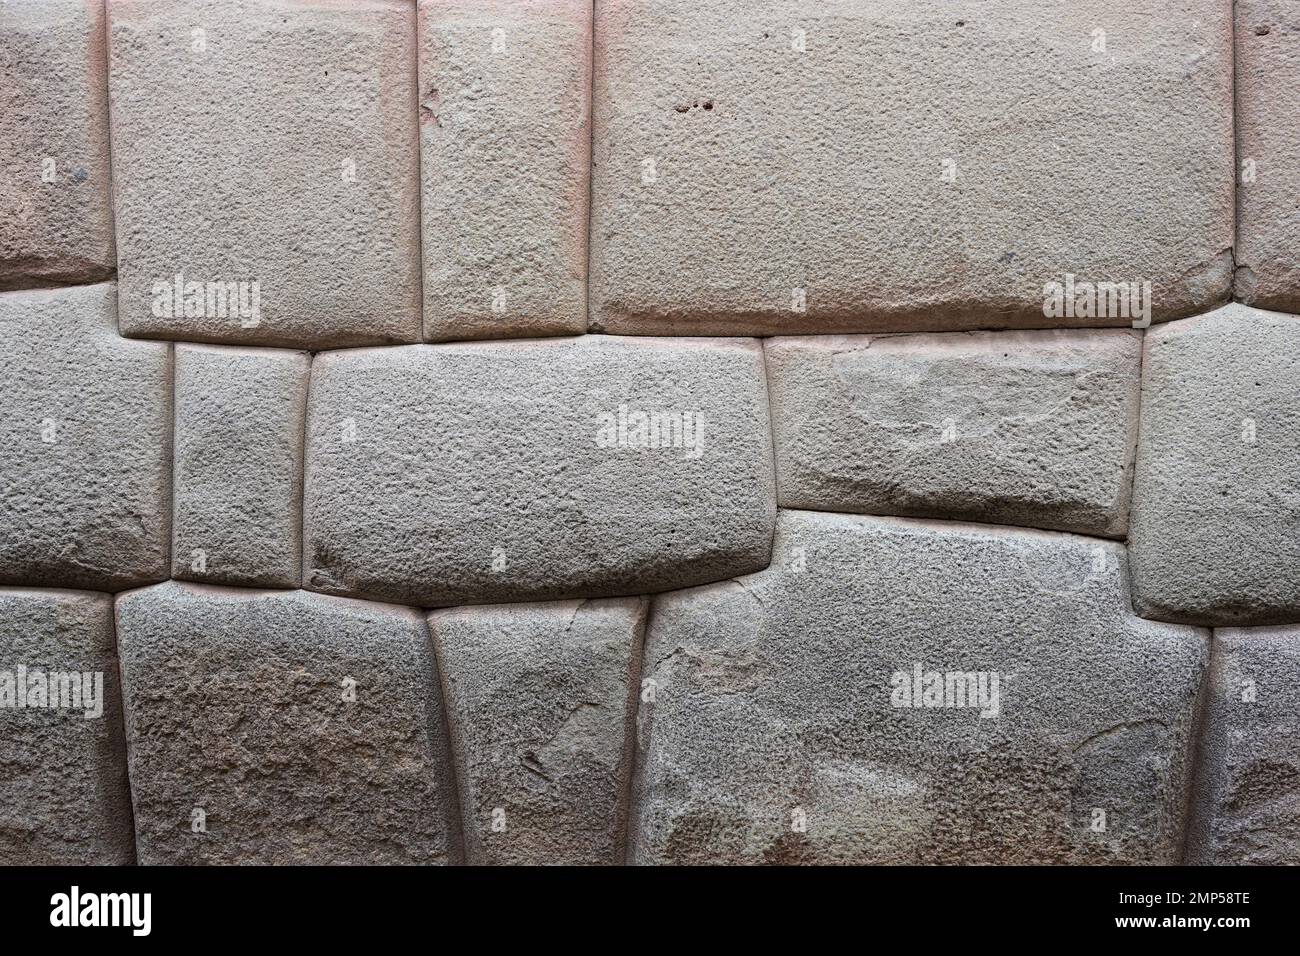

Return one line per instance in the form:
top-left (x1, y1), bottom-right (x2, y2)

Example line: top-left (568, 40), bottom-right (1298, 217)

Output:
top-left (0, 284), bottom-right (171, 591)
top-left (430, 597), bottom-right (645, 864)
top-left (1129, 304), bottom-right (1300, 626)
top-left (0, 0), bottom-right (115, 289)
top-left (1235, 0), bottom-right (1300, 313)
top-left (591, 0), bottom-right (1233, 335)
top-left (1187, 627), bottom-right (1300, 865)
top-left (419, 0), bottom-right (591, 341)
top-left (631, 510), bottom-right (1208, 865)
top-left (116, 582), bottom-right (462, 865)
top-left (0, 588), bottom-right (135, 865)
top-left (304, 336), bottom-right (775, 606)
top-left (765, 330), bottom-right (1141, 537)
top-left (173, 344), bottom-right (309, 588)
top-left (107, 0), bottom-right (422, 348)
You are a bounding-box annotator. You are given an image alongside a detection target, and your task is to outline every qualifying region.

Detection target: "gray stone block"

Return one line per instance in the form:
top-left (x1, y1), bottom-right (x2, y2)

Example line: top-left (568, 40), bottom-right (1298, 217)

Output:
top-left (115, 581), bottom-right (461, 865)
top-left (419, 0), bottom-right (591, 341)
top-left (765, 330), bottom-right (1140, 537)
top-left (1187, 626), bottom-right (1300, 865)
top-left (1235, 0), bottom-right (1300, 313)
top-left (0, 0), bottom-right (115, 289)
top-left (430, 597), bottom-right (645, 864)
top-left (304, 335), bottom-right (775, 606)
top-left (0, 588), bottom-right (135, 865)
top-left (107, 0), bottom-right (422, 348)
top-left (1129, 304), bottom-right (1300, 627)
top-left (0, 283), bottom-right (170, 591)
top-left (631, 510), bottom-right (1208, 864)
top-left (173, 344), bottom-right (309, 588)
top-left (591, 0), bottom-right (1233, 335)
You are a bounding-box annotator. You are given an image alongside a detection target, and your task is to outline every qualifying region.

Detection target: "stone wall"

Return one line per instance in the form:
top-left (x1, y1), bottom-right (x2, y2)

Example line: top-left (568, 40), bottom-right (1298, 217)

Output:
top-left (1, 0), bottom-right (1297, 865)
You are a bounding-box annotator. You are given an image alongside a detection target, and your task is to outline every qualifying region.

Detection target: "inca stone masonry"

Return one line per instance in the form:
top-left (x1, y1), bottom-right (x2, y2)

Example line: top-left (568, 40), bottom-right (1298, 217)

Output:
top-left (1, 0), bottom-right (1297, 866)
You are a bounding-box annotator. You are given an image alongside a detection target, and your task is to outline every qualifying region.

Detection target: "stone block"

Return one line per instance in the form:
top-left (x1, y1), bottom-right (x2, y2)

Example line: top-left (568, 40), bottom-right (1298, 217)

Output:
top-left (430, 597), bottom-right (645, 864)
top-left (1234, 0), bottom-right (1300, 312)
top-left (0, 588), bottom-right (134, 865)
top-left (0, 283), bottom-right (170, 591)
top-left (116, 581), bottom-right (462, 865)
top-left (173, 344), bottom-right (309, 588)
top-left (304, 335), bottom-right (774, 606)
top-left (107, 0), bottom-right (422, 348)
top-left (418, 0), bottom-right (591, 341)
top-left (1129, 304), bottom-right (1300, 626)
top-left (0, 0), bottom-right (115, 289)
top-left (590, 0), bottom-right (1233, 335)
top-left (1187, 626), bottom-right (1300, 865)
top-left (631, 510), bottom-right (1208, 864)
top-left (765, 329), bottom-right (1140, 537)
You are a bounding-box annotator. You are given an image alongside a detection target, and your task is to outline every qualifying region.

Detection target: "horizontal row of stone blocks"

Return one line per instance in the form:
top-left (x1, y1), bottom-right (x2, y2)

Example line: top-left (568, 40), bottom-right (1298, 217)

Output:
top-left (2, 513), bottom-right (1295, 864)
top-left (3, 0), bottom-right (1297, 334)
top-left (4, 283), bottom-right (1298, 628)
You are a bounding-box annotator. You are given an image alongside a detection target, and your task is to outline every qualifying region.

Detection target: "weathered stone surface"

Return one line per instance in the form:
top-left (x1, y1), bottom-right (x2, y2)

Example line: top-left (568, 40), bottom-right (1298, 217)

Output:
top-left (632, 510), bottom-right (1208, 865)
top-left (765, 330), bottom-right (1140, 537)
top-left (0, 588), bottom-right (134, 865)
top-left (115, 581), bottom-right (461, 865)
top-left (0, 0), bottom-right (115, 290)
top-left (304, 336), bottom-right (774, 606)
top-left (1129, 304), bottom-right (1300, 627)
top-left (418, 0), bottom-right (590, 341)
top-left (173, 344), bottom-right (309, 588)
top-left (591, 0), bottom-right (1233, 335)
top-left (0, 284), bottom-right (170, 591)
top-left (108, 0), bottom-right (421, 348)
top-left (430, 597), bottom-right (645, 864)
top-left (1187, 626), bottom-right (1300, 865)
top-left (1235, 0), bottom-right (1300, 313)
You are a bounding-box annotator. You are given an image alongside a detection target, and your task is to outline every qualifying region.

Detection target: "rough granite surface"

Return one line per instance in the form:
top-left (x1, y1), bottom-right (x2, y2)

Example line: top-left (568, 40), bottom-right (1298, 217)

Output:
top-left (0, 283), bottom-right (170, 591)
top-left (1187, 626), bottom-right (1300, 865)
top-left (419, 0), bottom-right (591, 341)
top-left (591, 0), bottom-right (1233, 335)
top-left (1129, 304), bottom-right (1300, 627)
top-left (304, 336), bottom-right (775, 606)
top-left (631, 510), bottom-right (1208, 865)
top-left (116, 581), bottom-right (462, 865)
top-left (0, 588), bottom-right (135, 865)
top-left (1235, 0), bottom-right (1300, 313)
top-left (173, 344), bottom-right (308, 588)
top-left (430, 596), bottom-right (645, 864)
top-left (765, 329), bottom-right (1141, 537)
top-left (0, 0), bottom-right (116, 289)
top-left (107, 0), bottom-right (422, 348)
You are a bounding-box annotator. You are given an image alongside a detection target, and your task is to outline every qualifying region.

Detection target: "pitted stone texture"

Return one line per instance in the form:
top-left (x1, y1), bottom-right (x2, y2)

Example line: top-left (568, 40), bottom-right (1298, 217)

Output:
top-left (173, 345), bottom-right (308, 588)
top-left (108, 0), bottom-right (421, 348)
top-left (591, 0), bottom-right (1233, 336)
top-left (0, 0), bottom-right (115, 290)
top-left (631, 510), bottom-right (1208, 865)
top-left (1187, 627), bottom-right (1300, 865)
top-left (0, 588), bottom-right (134, 865)
top-left (1235, 1), bottom-right (1300, 313)
top-left (304, 336), bottom-right (774, 606)
top-left (0, 284), bottom-right (170, 591)
top-left (116, 581), bottom-right (461, 865)
top-left (430, 597), bottom-right (645, 864)
top-left (1130, 305), bottom-right (1300, 627)
top-left (766, 330), bottom-right (1140, 537)
top-left (418, 0), bottom-right (590, 341)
